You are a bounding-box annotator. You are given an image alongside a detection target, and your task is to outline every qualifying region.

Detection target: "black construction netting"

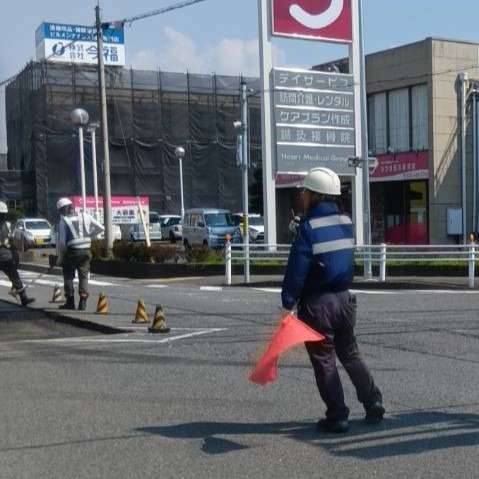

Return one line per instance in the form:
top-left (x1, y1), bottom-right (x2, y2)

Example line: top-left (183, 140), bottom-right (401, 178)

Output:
top-left (6, 61), bottom-right (263, 219)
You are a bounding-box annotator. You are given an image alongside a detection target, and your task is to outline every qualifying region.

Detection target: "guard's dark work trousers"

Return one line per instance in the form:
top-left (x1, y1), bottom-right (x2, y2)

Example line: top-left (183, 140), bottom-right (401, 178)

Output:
top-left (0, 259), bottom-right (24, 292)
top-left (62, 249), bottom-right (91, 298)
top-left (299, 291), bottom-right (382, 421)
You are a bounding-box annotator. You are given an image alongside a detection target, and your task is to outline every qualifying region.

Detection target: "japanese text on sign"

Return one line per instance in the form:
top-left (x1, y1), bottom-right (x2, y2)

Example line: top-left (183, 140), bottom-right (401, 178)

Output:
top-left (273, 68), bottom-right (356, 175)
top-left (35, 22), bottom-right (126, 66)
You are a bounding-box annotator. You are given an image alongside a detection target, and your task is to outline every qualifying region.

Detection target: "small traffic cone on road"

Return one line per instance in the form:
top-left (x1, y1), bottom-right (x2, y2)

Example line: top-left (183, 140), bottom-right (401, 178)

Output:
top-left (149, 305), bottom-right (171, 334)
top-left (133, 299), bottom-right (149, 324)
top-left (96, 293), bottom-right (109, 315)
top-left (50, 284), bottom-right (64, 304)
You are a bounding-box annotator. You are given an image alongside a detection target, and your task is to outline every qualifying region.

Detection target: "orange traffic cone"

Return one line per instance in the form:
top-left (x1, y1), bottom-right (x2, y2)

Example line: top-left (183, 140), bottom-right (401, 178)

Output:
top-left (149, 305), bottom-right (171, 334)
top-left (50, 284), bottom-right (64, 304)
top-left (96, 293), bottom-right (109, 314)
top-left (133, 299), bottom-right (149, 324)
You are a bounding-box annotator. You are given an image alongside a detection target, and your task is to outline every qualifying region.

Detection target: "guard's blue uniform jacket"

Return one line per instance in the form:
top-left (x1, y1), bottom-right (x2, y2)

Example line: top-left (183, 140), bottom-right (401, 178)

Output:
top-left (281, 202), bottom-right (355, 310)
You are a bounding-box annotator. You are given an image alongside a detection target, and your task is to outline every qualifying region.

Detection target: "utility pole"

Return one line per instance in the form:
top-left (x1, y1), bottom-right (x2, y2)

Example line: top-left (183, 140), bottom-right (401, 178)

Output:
top-left (95, 4), bottom-right (114, 253)
top-left (241, 82), bottom-right (250, 283)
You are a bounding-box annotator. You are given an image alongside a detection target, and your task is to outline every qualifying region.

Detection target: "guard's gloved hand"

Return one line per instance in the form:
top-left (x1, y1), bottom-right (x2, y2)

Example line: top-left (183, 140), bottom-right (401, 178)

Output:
top-left (281, 308), bottom-right (295, 320)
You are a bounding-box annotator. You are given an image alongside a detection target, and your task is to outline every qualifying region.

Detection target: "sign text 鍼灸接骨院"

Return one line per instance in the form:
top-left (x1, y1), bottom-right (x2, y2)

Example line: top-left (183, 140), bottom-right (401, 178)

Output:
top-left (35, 22), bottom-right (125, 66)
top-left (273, 68), bottom-right (355, 175)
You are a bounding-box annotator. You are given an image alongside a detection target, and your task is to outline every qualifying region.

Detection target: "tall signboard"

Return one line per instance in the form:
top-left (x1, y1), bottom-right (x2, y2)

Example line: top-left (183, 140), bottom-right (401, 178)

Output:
top-left (35, 22), bottom-right (126, 66)
top-left (258, 0), bottom-right (367, 247)
top-left (272, 0), bottom-right (352, 42)
top-left (274, 67), bottom-right (355, 175)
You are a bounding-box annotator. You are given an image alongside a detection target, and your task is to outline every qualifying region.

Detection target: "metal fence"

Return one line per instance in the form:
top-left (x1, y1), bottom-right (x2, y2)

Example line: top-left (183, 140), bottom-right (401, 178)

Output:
top-left (225, 243), bottom-right (478, 288)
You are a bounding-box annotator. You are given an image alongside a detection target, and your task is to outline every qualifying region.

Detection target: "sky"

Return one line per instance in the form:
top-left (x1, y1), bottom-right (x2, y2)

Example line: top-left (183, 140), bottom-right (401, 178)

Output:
top-left (1, 0), bottom-right (479, 153)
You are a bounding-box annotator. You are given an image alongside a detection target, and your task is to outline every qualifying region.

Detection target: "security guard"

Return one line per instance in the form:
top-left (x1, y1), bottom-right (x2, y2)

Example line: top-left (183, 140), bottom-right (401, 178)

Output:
top-left (56, 198), bottom-right (104, 311)
top-left (0, 202), bottom-right (35, 306)
top-left (282, 168), bottom-right (384, 434)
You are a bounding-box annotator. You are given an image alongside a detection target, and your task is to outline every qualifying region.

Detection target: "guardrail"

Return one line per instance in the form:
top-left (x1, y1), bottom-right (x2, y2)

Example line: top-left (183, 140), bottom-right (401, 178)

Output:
top-left (224, 242), bottom-right (479, 288)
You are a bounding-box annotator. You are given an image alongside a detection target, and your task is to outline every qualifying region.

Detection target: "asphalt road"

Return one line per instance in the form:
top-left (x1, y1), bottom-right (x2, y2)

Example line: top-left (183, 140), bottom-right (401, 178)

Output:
top-left (1, 271), bottom-right (479, 478)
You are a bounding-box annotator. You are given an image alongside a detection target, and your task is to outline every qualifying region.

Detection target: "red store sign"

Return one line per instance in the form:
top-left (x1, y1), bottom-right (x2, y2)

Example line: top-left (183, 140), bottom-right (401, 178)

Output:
top-left (272, 0), bottom-right (353, 43)
top-left (370, 151), bottom-right (429, 183)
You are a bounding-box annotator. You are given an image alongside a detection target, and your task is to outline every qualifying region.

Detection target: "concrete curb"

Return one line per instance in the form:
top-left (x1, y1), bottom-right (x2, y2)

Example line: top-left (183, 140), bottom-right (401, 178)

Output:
top-left (42, 309), bottom-right (126, 335)
top-left (2, 288), bottom-right (126, 335)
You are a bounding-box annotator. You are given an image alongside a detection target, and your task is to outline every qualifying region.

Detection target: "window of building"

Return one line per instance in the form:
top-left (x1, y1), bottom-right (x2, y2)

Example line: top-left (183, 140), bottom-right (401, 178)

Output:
top-left (411, 84), bottom-right (429, 150)
top-left (388, 88), bottom-right (410, 152)
top-left (368, 93), bottom-right (387, 154)
top-left (368, 84), bottom-right (429, 156)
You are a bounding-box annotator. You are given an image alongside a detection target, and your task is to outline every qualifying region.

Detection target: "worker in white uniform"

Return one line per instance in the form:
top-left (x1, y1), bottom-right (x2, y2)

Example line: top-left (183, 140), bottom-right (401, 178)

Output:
top-left (0, 201), bottom-right (35, 306)
top-left (56, 198), bottom-right (104, 311)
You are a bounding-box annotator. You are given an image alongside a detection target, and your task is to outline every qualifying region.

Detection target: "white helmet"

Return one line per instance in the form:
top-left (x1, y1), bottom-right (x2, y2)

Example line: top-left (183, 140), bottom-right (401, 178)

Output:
top-left (303, 167), bottom-right (341, 196)
top-left (0, 202), bottom-right (8, 214)
top-left (57, 197), bottom-right (73, 211)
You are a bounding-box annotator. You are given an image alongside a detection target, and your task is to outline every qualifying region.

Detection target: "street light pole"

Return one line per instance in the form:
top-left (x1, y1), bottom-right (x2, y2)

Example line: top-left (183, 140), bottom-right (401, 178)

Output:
top-left (78, 126), bottom-right (87, 212)
top-left (233, 82), bottom-right (251, 283)
top-left (240, 82), bottom-right (250, 283)
top-left (96, 4), bottom-right (114, 253)
top-left (71, 108), bottom-right (89, 213)
top-left (88, 123), bottom-right (100, 220)
top-left (175, 147), bottom-right (186, 219)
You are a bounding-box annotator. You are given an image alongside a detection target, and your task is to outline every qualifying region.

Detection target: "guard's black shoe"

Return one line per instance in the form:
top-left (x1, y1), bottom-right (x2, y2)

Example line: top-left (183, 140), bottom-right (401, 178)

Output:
top-left (60, 297), bottom-right (75, 310)
top-left (316, 418), bottom-right (350, 434)
top-left (78, 297), bottom-right (87, 311)
top-left (20, 295), bottom-right (35, 307)
top-left (365, 402), bottom-right (385, 424)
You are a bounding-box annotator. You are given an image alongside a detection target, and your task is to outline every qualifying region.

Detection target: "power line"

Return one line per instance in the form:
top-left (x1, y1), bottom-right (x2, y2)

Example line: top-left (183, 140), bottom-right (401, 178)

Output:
top-left (0, 0), bottom-right (209, 88)
top-left (116, 0), bottom-right (208, 26)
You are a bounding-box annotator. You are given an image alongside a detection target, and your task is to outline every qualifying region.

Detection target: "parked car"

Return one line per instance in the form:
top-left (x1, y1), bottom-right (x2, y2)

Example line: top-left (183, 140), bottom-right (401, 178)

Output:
top-left (97, 224), bottom-right (123, 242)
top-left (149, 211), bottom-right (161, 226)
top-left (13, 218), bottom-right (54, 250)
top-left (182, 208), bottom-right (241, 249)
top-left (232, 213), bottom-right (265, 243)
top-left (159, 215), bottom-right (182, 243)
top-left (129, 223), bottom-right (162, 243)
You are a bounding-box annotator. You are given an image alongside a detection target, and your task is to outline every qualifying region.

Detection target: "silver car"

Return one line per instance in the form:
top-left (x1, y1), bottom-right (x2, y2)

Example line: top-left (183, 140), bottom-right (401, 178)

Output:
top-left (129, 223), bottom-right (162, 243)
top-left (13, 218), bottom-right (54, 249)
top-left (160, 215), bottom-right (182, 243)
top-left (182, 208), bottom-right (241, 249)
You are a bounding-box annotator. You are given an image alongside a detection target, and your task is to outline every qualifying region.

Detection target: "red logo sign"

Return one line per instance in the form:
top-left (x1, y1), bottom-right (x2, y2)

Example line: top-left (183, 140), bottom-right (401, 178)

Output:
top-left (272, 0), bottom-right (352, 43)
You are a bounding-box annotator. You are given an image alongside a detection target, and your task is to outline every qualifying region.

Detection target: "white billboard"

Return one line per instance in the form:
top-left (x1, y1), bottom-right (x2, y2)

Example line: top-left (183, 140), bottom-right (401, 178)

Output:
top-left (35, 22), bottom-right (125, 66)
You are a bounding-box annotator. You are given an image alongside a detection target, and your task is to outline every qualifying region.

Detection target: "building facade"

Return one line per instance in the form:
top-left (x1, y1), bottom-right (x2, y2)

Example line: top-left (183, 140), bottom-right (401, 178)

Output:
top-left (367, 37), bottom-right (479, 244)
top-left (315, 37), bottom-right (479, 244)
top-left (5, 62), bottom-right (263, 220)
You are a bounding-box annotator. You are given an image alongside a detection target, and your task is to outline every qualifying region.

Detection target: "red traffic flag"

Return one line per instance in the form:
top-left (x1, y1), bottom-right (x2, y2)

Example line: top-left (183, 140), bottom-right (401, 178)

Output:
top-left (250, 314), bottom-right (325, 386)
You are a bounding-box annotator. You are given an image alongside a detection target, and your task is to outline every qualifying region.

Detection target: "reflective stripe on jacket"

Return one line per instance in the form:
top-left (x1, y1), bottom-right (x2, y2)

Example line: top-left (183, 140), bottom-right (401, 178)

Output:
top-left (58, 213), bottom-right (104, 254)
top-left (281, 202), bottom-right (354, 310)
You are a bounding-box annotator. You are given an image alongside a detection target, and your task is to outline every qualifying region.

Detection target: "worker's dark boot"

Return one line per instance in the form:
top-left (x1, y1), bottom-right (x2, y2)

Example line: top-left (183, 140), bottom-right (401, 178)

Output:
top-left (19, 291), bottom-right (35, 307)
top-left (78, 296), bottom-right (88, 312)
top-left (365, 402), bottom-right (385, 425)
top-left (60, 296), bottom-right (75, 310)
top-left (316, 418), bottom-right (350, 434)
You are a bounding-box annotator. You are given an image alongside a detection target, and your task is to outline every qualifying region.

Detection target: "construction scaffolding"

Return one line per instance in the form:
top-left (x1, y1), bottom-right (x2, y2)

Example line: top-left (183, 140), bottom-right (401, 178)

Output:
top-left (6, 61), bottom-right (262, 219)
